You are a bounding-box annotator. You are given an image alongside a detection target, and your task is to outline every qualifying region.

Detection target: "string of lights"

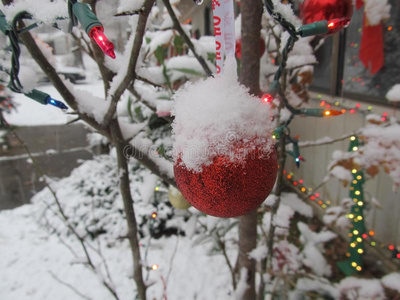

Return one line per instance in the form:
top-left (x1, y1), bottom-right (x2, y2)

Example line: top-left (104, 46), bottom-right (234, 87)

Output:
top-left (284, 139), bottom-right (400, 271)
top-left (0, 1), bottom-right (116, 110)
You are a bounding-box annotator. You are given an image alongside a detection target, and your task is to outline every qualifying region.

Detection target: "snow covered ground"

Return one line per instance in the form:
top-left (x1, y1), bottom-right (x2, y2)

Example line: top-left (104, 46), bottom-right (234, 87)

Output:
top-left (0, 204), bottom-right (235, 300)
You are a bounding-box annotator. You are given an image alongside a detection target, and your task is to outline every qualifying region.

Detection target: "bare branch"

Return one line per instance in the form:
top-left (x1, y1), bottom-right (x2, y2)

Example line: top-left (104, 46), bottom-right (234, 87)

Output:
top-left (110, 120), bottom-right (147, 300)
top-left (114, 9), bottom-right (144, 17)
top-left (299, 131), bottom-right (357, 148)
top-left (161, 0), bottom-right (213, 77)
top-left (49, 271), bottom-right (92, 300)
top-left (102, 0), bottom-right (156, 128)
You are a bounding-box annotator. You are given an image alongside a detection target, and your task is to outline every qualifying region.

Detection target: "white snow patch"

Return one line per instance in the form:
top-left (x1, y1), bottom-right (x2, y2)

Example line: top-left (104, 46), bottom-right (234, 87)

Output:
top-left (364, 0), bottom-right (391, 26)
top-left (386, 84), bottom-right (400, 102)
top-left (381, 272), bottom-right (400, 293)
top-left (172, 58), bottom-right (274, 171)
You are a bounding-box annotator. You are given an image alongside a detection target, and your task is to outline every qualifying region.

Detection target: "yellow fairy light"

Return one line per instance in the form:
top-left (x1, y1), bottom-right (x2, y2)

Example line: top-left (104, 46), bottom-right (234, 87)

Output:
top-left (357, 175), bottom-right (362, 180)
top-left (352, 146), bottom-right (358, 151)
top-left (351, 262), bottom-right (357, 267)
top-left (358, 201), bottom-right (363, 206)
top-left (151, 264), bottom-right (159, 270)
top-left (357, 237), bottom-right (362, 242)
top-left (371, 242), bottom-right (376, 246)
top-left (272, 134), bottom-right (277, 139)
top-left (353, 180), bottom-right (357, 184)
top-left (151, 212), bottom-right (157, 219)
top-left (353, 230), bottom-right (359, 235)
top-left (350, 243), bottom-right (356, 248)
top-left (355, 191), bottom-right (361, 195)
top-left (322, 204), bottom-right (327, 209)
top-left (357, 249), bottom-right (364, 254)
top-left (308, 187), bottom-right (313, 192)
top-left (356, 266), bottom-right (362, 271)
top-left (335, 101), bottom-right (340, 106)
top-left (155, 186), bottom-right (160, 191)
top-left (348, 214), bottom-right (354, 219)
top-left (357, 216), bottom-right (363, 220)
top-left (350, 136), bottom-right (356, 141)
top-left (352, 169), bottom-right (357, 174)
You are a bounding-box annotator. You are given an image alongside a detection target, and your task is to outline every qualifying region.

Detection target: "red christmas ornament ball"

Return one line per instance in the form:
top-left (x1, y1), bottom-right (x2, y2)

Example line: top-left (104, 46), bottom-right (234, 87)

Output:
top-left (174, 144), bottom-right (278, 218)
top-left (235, 38), bottom-right (266, 60)
top-left (300, 0), bottom-right (353, 34)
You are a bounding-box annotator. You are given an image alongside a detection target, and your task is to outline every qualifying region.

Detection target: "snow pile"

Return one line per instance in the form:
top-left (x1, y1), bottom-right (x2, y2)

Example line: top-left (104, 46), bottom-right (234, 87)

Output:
top-left (364, 0), bottom-right (391, 26)
top-left (1, 0), bottom-right (67, 25)
top-left (329, 165), bottom-right (353, 184)
top-left (360, 122), bottom-right (400, 188)
top-left (298, 222), bottom-right (336, 277)
top-left (18, 66), bottom-right (38, 93)
top-left (322, 198), bottom-right (352, 229)
top-left (280, 192), bottom-right (313, 218)
top-left (172, 58), bottom-right (274, 171)
top-left (381, 272), bottom-right (400, 293)
top-left (117, 0), bottom-right (145, 13)
top-left (386, 84), bottom-right (400, 102)
top-left (338, 277), bottom-right (385, 299)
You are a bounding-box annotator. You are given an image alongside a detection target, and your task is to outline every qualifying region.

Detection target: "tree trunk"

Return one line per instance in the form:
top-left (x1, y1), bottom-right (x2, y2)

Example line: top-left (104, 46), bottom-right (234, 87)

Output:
top-left (110, 120), bottom-right (147, 300)
top-left (238, 0), bottom-right (263, 299)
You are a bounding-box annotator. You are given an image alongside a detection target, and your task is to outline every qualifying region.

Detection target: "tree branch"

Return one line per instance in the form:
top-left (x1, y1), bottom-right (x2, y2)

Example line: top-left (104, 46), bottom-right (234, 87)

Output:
top-left (102, 0), bottom-right (155, 128)
top-left (110, 119), bottom-right (147, 300)
top-left (161, 0), bottom-right (213, 77)
top-left (298, 131), bottom-right (357, 148)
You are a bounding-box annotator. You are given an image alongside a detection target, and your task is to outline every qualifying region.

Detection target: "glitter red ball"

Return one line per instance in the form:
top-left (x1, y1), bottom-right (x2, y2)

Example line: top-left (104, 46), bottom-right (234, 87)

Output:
top-left (235, 38), bottom-right (266, 60)
top-left (300, 0), bottom-right (353, 34)
top-left (174, 145), bottom-right (278, 218)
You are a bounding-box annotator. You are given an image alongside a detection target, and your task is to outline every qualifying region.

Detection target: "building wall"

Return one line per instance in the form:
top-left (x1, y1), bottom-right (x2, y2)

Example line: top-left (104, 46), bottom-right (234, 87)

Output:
top-left (287, 93), bottom-right (400, 248)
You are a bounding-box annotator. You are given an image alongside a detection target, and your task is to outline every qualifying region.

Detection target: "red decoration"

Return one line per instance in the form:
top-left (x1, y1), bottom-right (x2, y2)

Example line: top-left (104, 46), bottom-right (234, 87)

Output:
top-left (89, 26), bottom-right (116, 59)
top-left (235, 38), bottom-right (266, 60)
top-left (300, 0), bottom-right (353, 34)
top-left (357, 2), bottom-right (384, 75)
top-left (174, 143), bottom-right (278, 218)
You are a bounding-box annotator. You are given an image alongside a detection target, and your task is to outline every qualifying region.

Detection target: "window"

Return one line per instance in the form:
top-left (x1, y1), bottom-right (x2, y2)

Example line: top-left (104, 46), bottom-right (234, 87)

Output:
top-left (311, 0), bottom-right (400, 104)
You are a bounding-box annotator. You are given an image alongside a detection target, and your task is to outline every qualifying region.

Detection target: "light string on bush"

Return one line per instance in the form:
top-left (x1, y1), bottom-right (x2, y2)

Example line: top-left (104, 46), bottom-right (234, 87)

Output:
top-left (0, 0), bottom-right (116, 110)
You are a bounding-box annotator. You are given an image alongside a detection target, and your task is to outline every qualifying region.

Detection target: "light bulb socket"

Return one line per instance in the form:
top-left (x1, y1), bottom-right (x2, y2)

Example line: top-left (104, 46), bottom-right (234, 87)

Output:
top-left (0, 10), bottom-right (10, 35)
top-left (72, 2), bottom-right (102, 35)
top-left (24, 89), bottom-right (50, 105)
top-left (298, 20), bottom-right (329, 37)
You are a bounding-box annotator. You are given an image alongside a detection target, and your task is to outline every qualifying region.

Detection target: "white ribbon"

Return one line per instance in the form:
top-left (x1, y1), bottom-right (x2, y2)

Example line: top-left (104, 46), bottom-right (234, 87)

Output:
top-left (212, 0), bottom-right (235, 74)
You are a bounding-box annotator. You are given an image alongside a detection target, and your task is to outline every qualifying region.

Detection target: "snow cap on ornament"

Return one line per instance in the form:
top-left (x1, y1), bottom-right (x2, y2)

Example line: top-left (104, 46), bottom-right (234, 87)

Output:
top-left (172, 58), bottom-right (278, 218)
top-left (300, 0), bottom-right (354, 34)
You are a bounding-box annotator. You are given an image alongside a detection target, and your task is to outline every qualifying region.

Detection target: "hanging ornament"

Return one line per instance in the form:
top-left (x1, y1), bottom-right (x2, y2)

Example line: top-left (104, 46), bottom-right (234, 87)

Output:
top-left (174, 144), bottom-right (278, 218)
top-left (168, 186), bottom-right (191, 210)
top-left (235, 38), bottom-right (266, 60)
top-left (172, 58), bottom-right (278, 218)
top-left (300, 0), bottom-right (354, 34)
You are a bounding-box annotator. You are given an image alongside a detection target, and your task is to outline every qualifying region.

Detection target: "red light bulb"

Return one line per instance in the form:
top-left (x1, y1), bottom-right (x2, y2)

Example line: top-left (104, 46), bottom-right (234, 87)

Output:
top-left (89, 26), bottom-right (116, 59)
top-left (262, 94), bottom-right (274, 103)
top-left (301, 0), bottom-right (353, 35)
top-left (327, 18), bottom-right (351, 33)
